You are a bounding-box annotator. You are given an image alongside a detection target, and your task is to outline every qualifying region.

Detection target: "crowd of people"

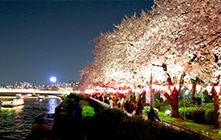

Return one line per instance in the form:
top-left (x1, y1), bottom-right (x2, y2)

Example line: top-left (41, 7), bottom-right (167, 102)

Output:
top-left (89, 92), bottom-right (161, 121)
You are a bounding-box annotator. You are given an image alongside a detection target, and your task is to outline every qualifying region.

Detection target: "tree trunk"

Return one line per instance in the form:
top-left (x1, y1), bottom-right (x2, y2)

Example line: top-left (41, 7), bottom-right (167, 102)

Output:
top-left (213, 88), bottom-right (220, 129)
top-left (171, 103), bottom-right (179, 117)
top-left (191, 84), bottom-right (196, 104)
top-left (171, 89), bottom-right (180, 117)
top-left (163, 89), bottom-right (180, 118)
top-left (212, 76), bottom-right (220, 129)
top-left (162, 65), bottom-right (182, 118)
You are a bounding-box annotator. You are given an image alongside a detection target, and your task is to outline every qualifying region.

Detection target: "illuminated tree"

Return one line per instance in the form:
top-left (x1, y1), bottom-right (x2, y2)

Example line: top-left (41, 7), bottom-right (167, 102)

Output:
top-left (79, 0), bottom-right (221, 120)
top-left (78, 60), bottom-right (104, 91)
top-left (151, 0), bottom-right (221, 124)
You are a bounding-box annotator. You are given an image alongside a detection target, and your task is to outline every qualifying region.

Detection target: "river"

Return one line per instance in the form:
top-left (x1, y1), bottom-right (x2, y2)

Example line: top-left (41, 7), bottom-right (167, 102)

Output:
top-left (0, 96), bottom-right (63, 140)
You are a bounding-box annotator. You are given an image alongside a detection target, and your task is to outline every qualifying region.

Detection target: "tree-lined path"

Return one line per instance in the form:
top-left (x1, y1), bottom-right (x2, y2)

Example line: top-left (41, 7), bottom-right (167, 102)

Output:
top-left (77, 0), bottom-right (221, 129)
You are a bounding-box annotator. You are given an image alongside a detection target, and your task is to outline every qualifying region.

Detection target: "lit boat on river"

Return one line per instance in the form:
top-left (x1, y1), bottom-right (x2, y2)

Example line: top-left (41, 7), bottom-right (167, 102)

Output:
top-left (32, 112), bottom-right (55, 132)
top-left (38, 95), bottom-right (45, 99)
top-left (16, 94), bottom-right (23, 99)
top-left (1, 98), bottom-right (24, 107)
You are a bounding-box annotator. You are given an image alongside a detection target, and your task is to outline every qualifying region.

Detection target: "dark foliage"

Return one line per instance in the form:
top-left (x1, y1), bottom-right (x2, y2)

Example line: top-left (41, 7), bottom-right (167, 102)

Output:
top-left (192, 108), bottom-right (206, 123)
top-left (53, 94), bottom-right (212, 140)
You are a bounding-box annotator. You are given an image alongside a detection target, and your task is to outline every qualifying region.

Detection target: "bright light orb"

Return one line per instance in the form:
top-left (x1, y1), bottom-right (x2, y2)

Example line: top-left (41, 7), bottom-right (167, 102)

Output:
top-left (50, 76), bottom-right (57, 83)
top-left (165, 110), bottom-right (171, 116)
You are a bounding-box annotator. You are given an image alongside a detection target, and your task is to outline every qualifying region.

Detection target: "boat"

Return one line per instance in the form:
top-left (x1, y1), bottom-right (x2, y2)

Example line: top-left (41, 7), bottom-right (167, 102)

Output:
top-left (38, 95), bottom-right (45, 99)
top-left (1, 98), bottom-right (24, 107)
top-left (16, 94), bottom-right (23, 99)
top-left (32, 113), bottom-right (55, 132)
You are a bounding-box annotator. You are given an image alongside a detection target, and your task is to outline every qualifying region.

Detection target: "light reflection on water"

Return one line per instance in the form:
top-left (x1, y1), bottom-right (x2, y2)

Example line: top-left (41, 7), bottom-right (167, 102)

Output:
top-left (0, 96), bottom-right (62, 140)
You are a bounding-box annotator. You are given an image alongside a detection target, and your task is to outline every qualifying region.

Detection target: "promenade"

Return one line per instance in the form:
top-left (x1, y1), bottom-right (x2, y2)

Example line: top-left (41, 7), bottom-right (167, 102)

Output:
top-left (26, 94), bottom-right (214, 140)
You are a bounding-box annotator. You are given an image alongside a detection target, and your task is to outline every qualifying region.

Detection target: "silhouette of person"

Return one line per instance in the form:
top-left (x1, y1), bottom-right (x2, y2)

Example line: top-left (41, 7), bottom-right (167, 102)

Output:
top-left (148, 106), bottom-right (161, 121)
top-left (136, 100), bottom-right (144, 115)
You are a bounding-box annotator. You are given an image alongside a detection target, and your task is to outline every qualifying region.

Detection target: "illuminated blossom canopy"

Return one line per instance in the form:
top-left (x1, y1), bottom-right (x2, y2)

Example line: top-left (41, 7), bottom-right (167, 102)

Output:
top-left (78, 0), bottom-right (221, 90)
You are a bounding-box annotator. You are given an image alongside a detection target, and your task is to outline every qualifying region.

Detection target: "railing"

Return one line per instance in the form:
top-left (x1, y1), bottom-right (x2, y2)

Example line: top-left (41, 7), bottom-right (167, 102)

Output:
top-left (89, 97), bottom-right (132, 117)
top-left (89, 97), bottom-right (110, 108)
top-left (162, 120), bottom-right (214, 140)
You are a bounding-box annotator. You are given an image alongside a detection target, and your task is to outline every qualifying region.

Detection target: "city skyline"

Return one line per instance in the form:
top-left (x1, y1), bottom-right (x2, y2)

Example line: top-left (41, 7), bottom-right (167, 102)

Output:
top-left (0, 0), bottom-right (154, 85)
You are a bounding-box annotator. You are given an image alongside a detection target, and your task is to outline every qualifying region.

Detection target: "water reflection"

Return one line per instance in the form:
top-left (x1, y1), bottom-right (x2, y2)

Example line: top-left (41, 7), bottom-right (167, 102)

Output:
top-left (0, 96), bottom-right (62, 140)
top-left (48, 98), bottom-right (60, 113)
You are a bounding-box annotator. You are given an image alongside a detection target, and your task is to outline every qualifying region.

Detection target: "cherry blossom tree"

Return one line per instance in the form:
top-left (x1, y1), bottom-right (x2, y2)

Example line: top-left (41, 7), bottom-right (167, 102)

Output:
top-left (78, 0), bottom-right (221, 122)
top-left (151, 0), bottom-right (221, 125)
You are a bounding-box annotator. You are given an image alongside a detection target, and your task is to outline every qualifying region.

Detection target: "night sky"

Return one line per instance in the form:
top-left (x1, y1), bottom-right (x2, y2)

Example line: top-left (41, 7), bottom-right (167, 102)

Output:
top-left (0, 0), bottom-right (154, 85)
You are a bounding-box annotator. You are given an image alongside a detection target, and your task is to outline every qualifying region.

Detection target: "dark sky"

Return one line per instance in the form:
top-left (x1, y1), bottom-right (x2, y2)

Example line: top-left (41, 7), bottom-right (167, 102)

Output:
top-left (0, 0), bottom-right (154, 85)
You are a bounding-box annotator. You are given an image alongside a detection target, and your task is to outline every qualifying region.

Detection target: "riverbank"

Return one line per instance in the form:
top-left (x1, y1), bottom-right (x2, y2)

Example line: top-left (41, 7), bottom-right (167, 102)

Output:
top-left (25, 94), bottom-right (82, 140)
top-left (25, 93), bottom-right (213, 140)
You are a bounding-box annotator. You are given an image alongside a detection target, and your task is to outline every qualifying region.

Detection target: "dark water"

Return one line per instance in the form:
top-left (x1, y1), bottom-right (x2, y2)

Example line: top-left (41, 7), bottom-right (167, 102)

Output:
top-left (0, 96), bottom-right (63, 140)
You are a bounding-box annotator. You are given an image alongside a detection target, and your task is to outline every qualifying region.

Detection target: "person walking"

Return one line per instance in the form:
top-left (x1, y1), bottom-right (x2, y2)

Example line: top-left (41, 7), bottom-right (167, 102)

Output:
top-left (109, 97), bottom-right (113, 108)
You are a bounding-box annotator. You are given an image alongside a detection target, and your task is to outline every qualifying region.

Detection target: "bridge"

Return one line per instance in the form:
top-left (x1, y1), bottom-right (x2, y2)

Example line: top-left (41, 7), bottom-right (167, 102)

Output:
top-left (0, 88), bottom-right (73, 96)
